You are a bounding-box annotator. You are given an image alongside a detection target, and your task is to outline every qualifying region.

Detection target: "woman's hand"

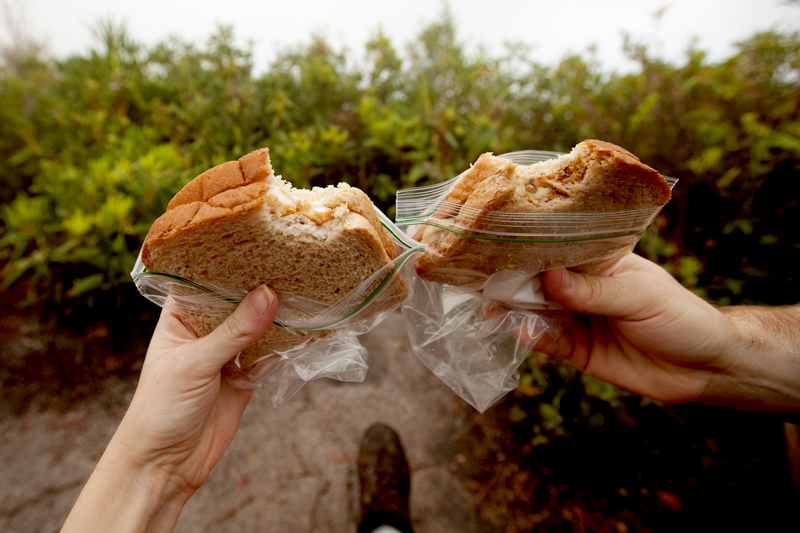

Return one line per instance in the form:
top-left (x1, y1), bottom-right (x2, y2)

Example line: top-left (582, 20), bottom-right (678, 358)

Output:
top-left (62, 285), bottom-right (278, 533)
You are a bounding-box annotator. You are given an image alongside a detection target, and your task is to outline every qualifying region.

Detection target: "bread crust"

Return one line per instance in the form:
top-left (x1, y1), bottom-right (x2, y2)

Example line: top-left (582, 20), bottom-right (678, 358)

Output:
top-left (415, 139), bottom-right (671, 284)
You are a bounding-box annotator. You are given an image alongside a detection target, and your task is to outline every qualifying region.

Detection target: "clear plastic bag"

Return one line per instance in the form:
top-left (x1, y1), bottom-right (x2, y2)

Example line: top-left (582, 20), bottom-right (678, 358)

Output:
top-left (396, 150), bottom-right (677, 412)
top-left (401, 273), bottom-right (572, 411)
top-left (131, 208), bottom-right (423, 406)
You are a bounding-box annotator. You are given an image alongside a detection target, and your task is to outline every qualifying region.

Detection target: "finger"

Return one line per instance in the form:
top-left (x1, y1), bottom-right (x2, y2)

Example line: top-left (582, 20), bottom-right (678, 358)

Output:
top-left (194, 285), bottom-right (278, 369)
top-left (529, 313), bottom-right (592, 370)
top-left (542, 260), bottom-right (662, 320)
top-left (482, 300), bottom-right (509, 321)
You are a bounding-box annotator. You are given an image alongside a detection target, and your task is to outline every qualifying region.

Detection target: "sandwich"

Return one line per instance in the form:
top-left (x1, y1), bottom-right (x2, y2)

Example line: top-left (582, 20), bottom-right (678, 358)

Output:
top-left (413, 139), bottom-right (672, 285)
top-left (141, 147), bottom-right (405, 378)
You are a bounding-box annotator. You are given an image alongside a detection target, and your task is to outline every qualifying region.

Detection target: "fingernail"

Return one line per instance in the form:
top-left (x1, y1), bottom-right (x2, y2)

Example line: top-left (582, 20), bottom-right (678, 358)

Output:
top-left (561, 269), bottom-right (575, 290)
top-left (248, 285), bottom-right (274, 317)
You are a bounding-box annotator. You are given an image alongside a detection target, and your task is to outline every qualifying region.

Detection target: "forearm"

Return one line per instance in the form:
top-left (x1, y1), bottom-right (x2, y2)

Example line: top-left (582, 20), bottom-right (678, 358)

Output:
top-left (61, 438), bottom-right (193, 533)
top-left (702, 304), bottom-right (800, 417)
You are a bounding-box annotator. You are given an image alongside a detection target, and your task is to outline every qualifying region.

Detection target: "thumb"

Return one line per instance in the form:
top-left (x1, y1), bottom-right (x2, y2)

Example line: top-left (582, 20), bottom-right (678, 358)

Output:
top-left (194, 285), bottom-right (278, 369)
top-left (543, 266), bottom-right (648, 319)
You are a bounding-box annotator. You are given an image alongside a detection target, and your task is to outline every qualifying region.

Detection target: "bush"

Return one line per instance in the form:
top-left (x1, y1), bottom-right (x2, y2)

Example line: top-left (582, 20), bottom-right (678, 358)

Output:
top-left (0, 15), bottom-right (798, 313)
top-left (0, 138), bottom-right (191, 308)
top-left (2, 10), bottom-right (799, 457)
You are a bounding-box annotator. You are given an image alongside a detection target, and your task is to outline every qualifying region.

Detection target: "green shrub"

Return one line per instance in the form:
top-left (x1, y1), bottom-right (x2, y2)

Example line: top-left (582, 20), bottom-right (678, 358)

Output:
top-left (508, 353), bottom-right (654, 447)
top-left (0, 137), bottom-right (191, 307)
top-left (1, 13), bottom-right (798, 313)
top-left (2, 10), bottom-right (800, 451)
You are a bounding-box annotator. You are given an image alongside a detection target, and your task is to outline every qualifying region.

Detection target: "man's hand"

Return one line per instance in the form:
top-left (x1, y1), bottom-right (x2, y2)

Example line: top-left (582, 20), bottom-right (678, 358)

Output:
top-left (525, 254), bottom-right (733, 404)
top-left (522, 254), bottom-right (800, 416)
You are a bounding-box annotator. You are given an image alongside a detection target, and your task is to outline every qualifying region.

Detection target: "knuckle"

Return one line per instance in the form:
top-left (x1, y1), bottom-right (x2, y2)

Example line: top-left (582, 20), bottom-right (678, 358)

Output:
top-left (222, 315), bottom-right (254, 342)
top-left (582, 274), bottom-right (604, 304)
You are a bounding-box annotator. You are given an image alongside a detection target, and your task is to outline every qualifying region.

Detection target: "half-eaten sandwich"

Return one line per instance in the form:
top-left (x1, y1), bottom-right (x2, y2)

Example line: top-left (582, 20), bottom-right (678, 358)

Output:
top-left (142, 147), bottom-right (404, 378)
top-left (414, 139), bottom-right (672, 284)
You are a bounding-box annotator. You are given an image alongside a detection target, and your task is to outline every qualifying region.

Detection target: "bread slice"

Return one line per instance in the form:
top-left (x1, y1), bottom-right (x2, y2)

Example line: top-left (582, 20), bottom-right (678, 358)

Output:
top-left (414, 140), bottom-right (671, 284)
top-left (142, 147), bottom-right (404, 378)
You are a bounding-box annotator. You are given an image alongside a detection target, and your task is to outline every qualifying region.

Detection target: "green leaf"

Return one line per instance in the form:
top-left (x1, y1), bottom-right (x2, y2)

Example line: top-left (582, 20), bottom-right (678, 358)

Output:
top-left (66, 273), bottom-right (105, 297)
top-left (716, 167), bottom-right (741, 189)
top-left (628, 92), bottom-right (659, 132)
top-left (531, 435), bottom-right (549, 447)
top-left (722, 219), bottom-right (754, 235)
top-left (539, 402), bottom-right (563, 430)
top-left (7, 147), bottom-right (34, 166)
top-left (1, 256), bottom-right (38, 290)
top-left (768, 132), bottom-right (800, 153)
top-left (509, 405), bottom-right (528, 423)
top-left (443, 130), bottom-right (459, 149)
top-left (63, 210), bottom-right (94, 236)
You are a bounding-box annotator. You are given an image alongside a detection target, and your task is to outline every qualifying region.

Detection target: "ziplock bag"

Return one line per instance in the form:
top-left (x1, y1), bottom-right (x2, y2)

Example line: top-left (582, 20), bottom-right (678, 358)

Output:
top-left (396, 150), bottom-right (677, 412)
top-left (131, 208), bottom-right (424, 406)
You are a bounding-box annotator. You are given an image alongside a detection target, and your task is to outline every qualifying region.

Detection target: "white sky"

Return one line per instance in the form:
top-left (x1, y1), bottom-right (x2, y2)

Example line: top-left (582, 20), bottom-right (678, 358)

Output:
top-left (7, 0), bottom-right (800, 72)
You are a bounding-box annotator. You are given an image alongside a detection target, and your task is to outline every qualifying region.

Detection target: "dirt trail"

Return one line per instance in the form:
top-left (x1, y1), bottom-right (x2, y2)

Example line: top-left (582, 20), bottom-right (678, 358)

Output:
top-left (0, 310), bottom-right (479, 533)
top-left (3, 305), bottom-right (798, 532)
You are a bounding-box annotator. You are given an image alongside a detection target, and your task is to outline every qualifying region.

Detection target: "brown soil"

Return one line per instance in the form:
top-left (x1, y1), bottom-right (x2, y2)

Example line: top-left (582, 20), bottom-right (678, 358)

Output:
top-left (1, 289), bottom-right (798, 532)
top-left (0, 283), bottom-right (156, 418)
top-left (454, 393), bottom-right (798, 532)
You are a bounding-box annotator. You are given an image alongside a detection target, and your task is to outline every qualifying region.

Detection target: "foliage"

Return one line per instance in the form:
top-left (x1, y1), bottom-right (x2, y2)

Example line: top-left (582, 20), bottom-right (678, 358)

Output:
top-left (2, 15), bottom-right (799, 311)
top-left (0, 139), bottom-right (190, 306)
top-left (2, 8), bottom-right (800, 462)
top-left (508, 353), bottom-right (655, 447)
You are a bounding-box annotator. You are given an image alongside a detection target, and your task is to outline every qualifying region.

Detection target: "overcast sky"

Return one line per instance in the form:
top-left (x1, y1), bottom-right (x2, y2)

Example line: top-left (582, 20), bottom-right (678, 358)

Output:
top-left (6, 0), bottom-right (800, 72)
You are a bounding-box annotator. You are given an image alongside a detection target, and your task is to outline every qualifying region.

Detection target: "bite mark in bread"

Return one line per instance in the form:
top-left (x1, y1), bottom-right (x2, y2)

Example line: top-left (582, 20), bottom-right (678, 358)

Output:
top-left (414, 139), bottom-right (671, 284)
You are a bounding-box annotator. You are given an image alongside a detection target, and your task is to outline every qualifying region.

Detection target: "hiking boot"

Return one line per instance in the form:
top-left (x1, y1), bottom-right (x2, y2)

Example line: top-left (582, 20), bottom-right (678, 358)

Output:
top-left (357, 423), bottom-right (413, 533)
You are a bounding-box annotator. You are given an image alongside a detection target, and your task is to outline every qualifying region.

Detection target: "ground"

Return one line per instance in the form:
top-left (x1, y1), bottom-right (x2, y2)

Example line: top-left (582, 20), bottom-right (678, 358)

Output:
top-left (1, 294), bottom-right (798, 532)
top-left (456, 395), bottom-right (798, 532)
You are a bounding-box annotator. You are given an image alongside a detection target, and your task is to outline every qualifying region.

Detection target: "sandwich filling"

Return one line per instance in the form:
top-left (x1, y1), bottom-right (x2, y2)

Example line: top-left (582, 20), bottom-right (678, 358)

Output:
top-left (263, 171), bottom-right (354, 226)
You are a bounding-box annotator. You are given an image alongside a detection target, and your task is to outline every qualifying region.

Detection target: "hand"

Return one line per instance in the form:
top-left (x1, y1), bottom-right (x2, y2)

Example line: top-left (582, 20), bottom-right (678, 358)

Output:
top-left (117, 284), bottom-right (278, 490)
top-left (522, 254), bottom-right (733, 405)
top-left (62, 285), bottom-right (278, 533)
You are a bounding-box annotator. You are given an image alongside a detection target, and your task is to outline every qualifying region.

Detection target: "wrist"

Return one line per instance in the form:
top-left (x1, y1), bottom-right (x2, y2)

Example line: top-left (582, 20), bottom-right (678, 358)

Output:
top-left (699, 305), bottom-right (800, 415)
top-left (62, 438), bottom-right (194, 533)
top-left (109, 438), bottom-right (195, 495)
